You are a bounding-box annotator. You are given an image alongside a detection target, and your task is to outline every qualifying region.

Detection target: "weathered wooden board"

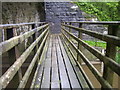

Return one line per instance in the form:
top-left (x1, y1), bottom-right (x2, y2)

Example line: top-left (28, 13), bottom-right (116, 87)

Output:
top-left (62, 27), bottom-right (120, 76)
top-left (61, 37), bottom-right (91, 88)
top-left (56, 36), bottom-right (70, 88)
top-left (62, 32), bottom-right (112, 88)
top-left (31, 35), bottom-right (49, 89)
top-left (51, 35), bottom-right (60, 88)
top-left (58, 36), bottom-right (81, 88)
top-left (41, 35), bottom-right (52, 88)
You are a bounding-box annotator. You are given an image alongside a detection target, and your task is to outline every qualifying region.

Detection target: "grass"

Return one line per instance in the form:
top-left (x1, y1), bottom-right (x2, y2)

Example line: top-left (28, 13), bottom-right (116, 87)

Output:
top-left (84, 40), bottom-right (106, 49)
top-left (72, 39), bottom-right (120, 63)
top-left (84, 40), bottom-right (120, 64)
top-left (116, 53), bottom-right (120, 64)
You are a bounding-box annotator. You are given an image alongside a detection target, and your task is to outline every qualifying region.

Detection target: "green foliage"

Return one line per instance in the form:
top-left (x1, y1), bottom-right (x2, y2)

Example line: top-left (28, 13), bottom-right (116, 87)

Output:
top-left (84, 40), bottom-right (106, 48)
top-left (116, 53), bottom-right (120, 64)
top-left (85, 40), bottom-right (120, 63)
top-left (75, 2), bottom-right (120, 21)
top-left (116, 47), bottom-right (120, 64)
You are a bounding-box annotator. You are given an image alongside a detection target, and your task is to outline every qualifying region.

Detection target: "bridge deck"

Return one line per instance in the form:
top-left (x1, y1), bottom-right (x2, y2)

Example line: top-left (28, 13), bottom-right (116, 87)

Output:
top-left (33, 34), bottom-right (90, 89)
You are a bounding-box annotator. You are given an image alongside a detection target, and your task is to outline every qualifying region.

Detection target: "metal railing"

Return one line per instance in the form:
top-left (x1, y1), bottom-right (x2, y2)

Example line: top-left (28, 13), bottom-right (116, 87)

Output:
top-left (61, 21), bottom-right (120, 89)
top-left (0, 22), bottom-right (49, 89)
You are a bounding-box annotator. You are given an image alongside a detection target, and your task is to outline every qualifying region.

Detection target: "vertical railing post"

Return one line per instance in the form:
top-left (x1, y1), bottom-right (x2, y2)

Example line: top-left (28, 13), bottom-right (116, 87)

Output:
top-left (77, 23), bottom-right (82, 64)
top-left (34, 23), bottom-right (40, 63)
top-left (32, 23), bottom-right (40, 63)
top-left (32, 24), bottom-right (36, 55)
top-left (6, 28), bottom-right (21, 88)
top-left (103, 25), bottom-right (119, 86)
top-left (69, 22), bottom-right (72, 40)
top-left (13, 28), bottom-right (23, 82)
top-left (0, 28), bottom-right (2, 79)
top-left (39, 23), bottom-right (44, 59)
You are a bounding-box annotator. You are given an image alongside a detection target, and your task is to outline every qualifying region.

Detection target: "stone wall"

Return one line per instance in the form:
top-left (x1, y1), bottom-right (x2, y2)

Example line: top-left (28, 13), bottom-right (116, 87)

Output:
top-left (45, 2), bottom-right (84, 33)
top-left (45, 2), bottom-right (107, 40)
top-left (2, 2), bottom-right (45, 24)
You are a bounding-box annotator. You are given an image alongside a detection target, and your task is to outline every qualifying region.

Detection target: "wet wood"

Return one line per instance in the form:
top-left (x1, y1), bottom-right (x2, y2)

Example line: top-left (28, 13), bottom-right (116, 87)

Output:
top-left (31, 35), bottom-right (49, 89)
top-left (103, 25), bottom-right (119, 86)
top-left (62, 24), bottom-right (120, 47)
top-left (0, 22), bottom-right (46, 29)
top-left (51, 35), bottom-right (60, 88)
top-left (6, 28), bottom-right (20, 88)
top-left (18, 32), bottom-right (49, 88)
top-left (77, 23), bottom-right (82, 64)
top-left (0, 27), bottom-right (49, 88)
top-left (69, 22), bottom-right (72, 40)
top-left (56, 36), bottom-right (70, 88)
top-left (35, 34), bottom-right (85, 89)
top-left (13, 28), bottom-right (23, 84)
top-left (62, 31), bottom-right (112, 89)
top-left (58, 36), bottom-right (81, 88)
top-left (0, 24), bottom-right (49, 55)
top-left (62, 27), bottom-right (120, 76)
top-left (63, 21), bottom-right (120, 25)
top-left (41, 35), bottom-right (52, 88)
top-left (61, 36), bottom-right (93, 89)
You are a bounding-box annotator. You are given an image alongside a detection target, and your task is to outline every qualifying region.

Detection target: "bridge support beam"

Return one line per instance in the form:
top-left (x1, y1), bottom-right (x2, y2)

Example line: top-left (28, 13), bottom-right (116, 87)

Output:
top-left (103, 25), bottom-right (119, 86)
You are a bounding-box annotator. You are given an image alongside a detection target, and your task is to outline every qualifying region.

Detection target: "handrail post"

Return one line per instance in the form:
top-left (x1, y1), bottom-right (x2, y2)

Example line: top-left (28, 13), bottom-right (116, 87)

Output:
top-left (32, 24), bottom-right (36, 54)
top-left (77, 23), bottom-right (82, 64)
top-left (35, 23), bottom-right (40, 63)
top-left (6, 28), bottom-right (22, 88)
top-left (102, 25), bottom-right (119, 86)
top-left (32, 23), bottom-right (40, 63)
top-left (13, 28), bottom-right (23, 82)
top-left (69, 22), bottom-right (72, 40)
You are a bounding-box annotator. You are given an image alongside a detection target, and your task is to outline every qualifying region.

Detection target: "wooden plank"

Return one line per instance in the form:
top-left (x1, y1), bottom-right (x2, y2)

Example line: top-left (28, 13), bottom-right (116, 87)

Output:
top-left (56, 36), bottom-right (70, 88)
top-left (62, 27), bottom-right (120, 76)
top-left (51, 35), bottom-right (60, 88)
top-left (61, 37), bottom-right (94, 89)
top-left (62, 24), bottom-right (120, 47)
top-left (33, 60), bottom-right (45, 89)
top-left (41, 35), bottom-right (52, 88)
top-left (62, 32), bottom-right (112, 89)
top-left (58, 36), bottom-right (81, 88)
top-left (61, 37), bottom-right (91, 89)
